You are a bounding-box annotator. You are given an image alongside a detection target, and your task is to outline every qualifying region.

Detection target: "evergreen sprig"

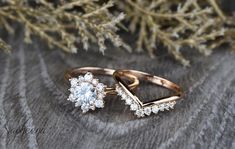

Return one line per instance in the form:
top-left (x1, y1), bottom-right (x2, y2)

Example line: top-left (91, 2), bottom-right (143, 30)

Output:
top-left (0, 0), bottom-right (234, 66)
top-left (0, 0), bottom-right (130, 54)
top-left (117, 0), bottom-right (234, 66)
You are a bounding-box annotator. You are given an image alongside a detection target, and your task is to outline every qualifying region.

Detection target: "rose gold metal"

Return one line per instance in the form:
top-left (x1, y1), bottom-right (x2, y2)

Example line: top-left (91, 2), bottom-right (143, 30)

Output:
top-left (113, 70), bottom-right (183, 107)
top-left (65, 67), bottom-right (139, 95)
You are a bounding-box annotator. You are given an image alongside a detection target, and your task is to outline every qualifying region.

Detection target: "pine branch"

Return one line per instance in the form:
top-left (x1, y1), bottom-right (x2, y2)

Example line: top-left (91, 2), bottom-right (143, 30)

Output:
top-left (0, 0), bottom-right (234, 66)
top-left (0, 0), bottom-right (129, 53)
top-left (117, 0), bottom-right (234, 66)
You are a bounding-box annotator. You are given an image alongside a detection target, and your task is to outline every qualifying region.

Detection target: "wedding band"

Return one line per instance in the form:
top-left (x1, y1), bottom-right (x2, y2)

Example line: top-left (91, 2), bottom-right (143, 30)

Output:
top-left (113, 69), bottom-right (183, 117)
top-left (64, 67), bottom-right (139, 113)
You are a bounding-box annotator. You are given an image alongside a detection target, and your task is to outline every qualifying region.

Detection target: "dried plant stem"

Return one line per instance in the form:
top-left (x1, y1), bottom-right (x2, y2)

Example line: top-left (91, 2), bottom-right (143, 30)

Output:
top-left (208, 0), bottom-right (226, 20)
top-left (0, 0), bottom-right (127, 54)
top-left (117, 0), bottom-right (234, 66)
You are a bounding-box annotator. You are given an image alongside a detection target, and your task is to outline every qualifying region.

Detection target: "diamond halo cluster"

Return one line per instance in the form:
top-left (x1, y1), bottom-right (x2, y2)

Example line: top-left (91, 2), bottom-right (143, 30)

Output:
top-left (67, 72), bottom-right (106, 113)
top-left (116, 85), bottom-right (176, 117)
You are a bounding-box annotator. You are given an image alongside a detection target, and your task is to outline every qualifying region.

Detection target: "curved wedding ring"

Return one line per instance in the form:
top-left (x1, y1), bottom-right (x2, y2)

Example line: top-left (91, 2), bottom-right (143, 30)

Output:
top-left (113, 69), bottom-right (183, 117)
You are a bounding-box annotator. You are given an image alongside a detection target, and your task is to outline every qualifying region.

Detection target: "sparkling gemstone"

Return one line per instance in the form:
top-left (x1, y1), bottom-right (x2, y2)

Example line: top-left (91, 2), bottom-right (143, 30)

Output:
top-left (96, 83), bottom-right (105, 91)
top-left (92, 79), bottom-right (98, 85)
top-left (135, 109), bottom-right (144, 117)
top-left (84, 72), bottom-right (93, 81)
top-left (117, 90), bottom-right (125, 100)
top-left (70, 78), bottom-right (78, 87)
top-left (72, 82), bottom-right (97, 104)
top-left (121, 93), bottom-right (127, 99)
top-left (130, 103), bottom-right (138, 111)
top-left (81, 104), bottom-right (89, 113)
top-left (117, 88), bottom-right (124, 96)
top-left (73, 86), bottom-right (82, 97)
top-left (68, 94), bottom-right (76, 102)
top-left (152, 105), bottom-right (159, 114)
top-left (125, 97), bottom-right (132, 105)
top-left (78, 76), bottom-right (84, 82)
top-left (83, 91), bottom-right (95, 103)
top-left (69, 87), bottom-right (74, 92)
top-left (144, 107), bottom-right (152, 116)
top-left (169, 102), bottom-right (176, 109)
top-left (94, 100), bottom-right (104, 108)
top-left (159, 104), bottom-right (165, 111)
top-left (68, 72), bottom-right (106, 113)
top-left (165, 103), bottom-right (170, 110)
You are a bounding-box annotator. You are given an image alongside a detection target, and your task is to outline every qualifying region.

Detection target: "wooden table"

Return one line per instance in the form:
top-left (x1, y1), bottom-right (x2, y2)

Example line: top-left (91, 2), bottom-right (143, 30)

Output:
top-left (0, 31), bottom-right (235, 149)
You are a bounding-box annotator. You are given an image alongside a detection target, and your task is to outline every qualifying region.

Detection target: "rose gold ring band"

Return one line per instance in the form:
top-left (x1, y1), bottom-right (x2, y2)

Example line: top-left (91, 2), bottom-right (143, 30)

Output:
top-left (113, 69), bottom-right (183, 106)
top-left (64, 67), bottom-right (139, 94)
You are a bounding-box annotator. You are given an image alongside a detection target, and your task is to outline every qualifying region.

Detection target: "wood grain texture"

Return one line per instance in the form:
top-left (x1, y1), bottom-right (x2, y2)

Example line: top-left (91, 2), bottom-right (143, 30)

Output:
top-left (0, 31), bottom-right (235, 149)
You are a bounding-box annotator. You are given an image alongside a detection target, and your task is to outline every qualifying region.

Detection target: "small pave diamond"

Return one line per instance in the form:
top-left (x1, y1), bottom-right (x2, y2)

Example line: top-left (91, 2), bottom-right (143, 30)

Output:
top-left (92, 79), bottom-right (98, 85)
top-left (78, 76), bottom-right (84, 82)
top-left (118, 90), bottom-right (124, 96)
top-left (135, 109), bottom-right (144, 117)
top-left (152, 105), bottom-right (159, 114)
top-left (70, 78), bottom-right (78, 87)
top-left (81, 104), bottom-right (89, 113)
top-left (169, 101), bottom-right (176, 109)
top-left (97, 83), bottom-right (105, 92)
top-left (115, 85), bottom-right (177, 118)
top-left (165, 103), bottom-right (170, 110)
top-left (84, 72), bottom-right (93, 81)
top-left (144, 107), bottom-right (152, 116)
top-left (159, 104), bottom-right (165, 111)
top-left (68, 94), bottom-right (76, 102)
top-left (125, 98), bottom-right (132, 105)
top-left (67, 72), bottom-right (106, 113)
top-left (121, 93), bottom-right (127, 99)
top-left (94, 100), bottom-right (104, 108)
top-left (130, 103), bottom-right (138, 111)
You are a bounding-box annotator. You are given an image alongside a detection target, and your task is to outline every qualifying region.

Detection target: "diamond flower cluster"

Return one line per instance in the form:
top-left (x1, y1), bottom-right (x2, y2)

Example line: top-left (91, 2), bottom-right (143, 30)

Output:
top-left (116, 85), bottom-right (176, 118)
top-left (67, 72), bottom-right (106, 113)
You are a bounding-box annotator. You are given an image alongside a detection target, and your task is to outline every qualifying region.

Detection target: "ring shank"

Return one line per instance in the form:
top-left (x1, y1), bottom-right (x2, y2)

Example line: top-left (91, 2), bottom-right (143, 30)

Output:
top-left (114, 70), bottom-right (183, 106)
top-left (65, 67), bottom-right (139, 94)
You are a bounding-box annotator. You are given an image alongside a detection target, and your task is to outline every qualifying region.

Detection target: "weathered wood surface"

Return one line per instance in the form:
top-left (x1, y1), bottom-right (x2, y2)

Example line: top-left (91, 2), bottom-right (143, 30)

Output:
top-left (0, 30), bottom-right (235, 149)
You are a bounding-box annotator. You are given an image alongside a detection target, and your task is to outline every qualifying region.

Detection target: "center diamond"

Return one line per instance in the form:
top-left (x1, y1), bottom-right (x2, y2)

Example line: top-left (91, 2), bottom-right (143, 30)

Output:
top-left (67, 72), bottom-right (106, 113)
top-left (74, 82), bottom-right (97, 104)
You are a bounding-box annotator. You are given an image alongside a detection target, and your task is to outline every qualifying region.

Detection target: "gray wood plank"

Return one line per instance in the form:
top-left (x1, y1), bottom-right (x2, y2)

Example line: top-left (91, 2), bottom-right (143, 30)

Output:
top-left (0, 31), bottom-right (235, 149)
